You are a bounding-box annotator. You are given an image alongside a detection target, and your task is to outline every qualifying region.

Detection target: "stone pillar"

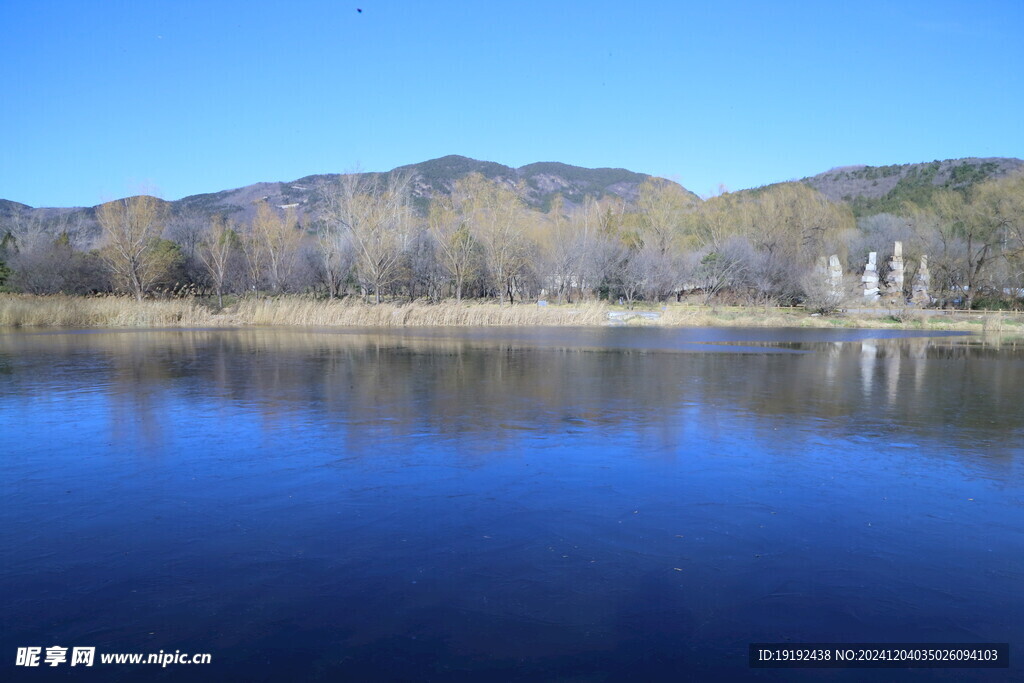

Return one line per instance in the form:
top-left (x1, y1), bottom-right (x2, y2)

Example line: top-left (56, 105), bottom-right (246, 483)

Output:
top-left (911, 254), bottom-right (931, 305)
top-left (815, 256), bottom-right (828, 277)
top-left (828, 254), bottom-right (843, 297)
top-left (862, 252), bottom-right (880, 302)
top-left (885, 241), bottom-right (905, 302)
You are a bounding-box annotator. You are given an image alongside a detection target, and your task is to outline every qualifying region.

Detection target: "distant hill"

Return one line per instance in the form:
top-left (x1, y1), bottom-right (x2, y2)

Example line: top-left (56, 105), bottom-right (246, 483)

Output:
top-left (0, 199), bottom-right (31, 224)
top-left (175, 155), bottom-right (662, 221)
top-left (397, 156), bottom-right (668, 211)
top-left (799, 157), bottom-right (1024, 216)
top-left (2, 155), bottom-right (1021, 246)
top-left (0, 155), bottom-right (668, 246)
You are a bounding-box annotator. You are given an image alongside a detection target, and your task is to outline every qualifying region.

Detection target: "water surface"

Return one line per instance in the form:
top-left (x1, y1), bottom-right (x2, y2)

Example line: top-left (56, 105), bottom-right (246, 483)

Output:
top-left (2, 327), bottom-right (1022, 681)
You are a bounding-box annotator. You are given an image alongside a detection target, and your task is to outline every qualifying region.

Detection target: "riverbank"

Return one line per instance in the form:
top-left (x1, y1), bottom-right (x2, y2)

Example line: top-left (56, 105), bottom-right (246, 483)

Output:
top-left (1, 293), bottom-right (1021, 333)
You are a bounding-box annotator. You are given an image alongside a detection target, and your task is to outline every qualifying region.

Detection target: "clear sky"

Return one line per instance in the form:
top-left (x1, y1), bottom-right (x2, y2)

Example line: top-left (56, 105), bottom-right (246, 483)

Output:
top-left (2, 0), bottom-right (1021, 207)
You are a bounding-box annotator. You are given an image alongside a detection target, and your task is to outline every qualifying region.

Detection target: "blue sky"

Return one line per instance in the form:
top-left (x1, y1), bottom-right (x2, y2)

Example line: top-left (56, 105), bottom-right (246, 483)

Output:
top-left (2, 0), bottom-right (1021, 207)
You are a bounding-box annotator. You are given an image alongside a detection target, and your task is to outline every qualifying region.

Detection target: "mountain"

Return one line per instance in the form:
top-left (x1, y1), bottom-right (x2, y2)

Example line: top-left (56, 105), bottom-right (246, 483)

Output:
top-left (0, 199), bottom-right (31, 223)
top-left (175, 155), bottom-right (661, 221)
top-left (2, 155), bottom-right (1020, 246)
top-left (0, 155), bottom-right (666, 245)
top-left (798, 157), bottom-right (1024, 216)
top-left (393, 156), bottom-right (666, 210)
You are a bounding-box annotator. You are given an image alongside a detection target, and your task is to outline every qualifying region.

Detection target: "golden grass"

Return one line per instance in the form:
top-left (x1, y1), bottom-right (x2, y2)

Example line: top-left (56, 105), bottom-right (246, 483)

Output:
top-left (0, 294), bottom-right (212, 328)
top-left (1, 293), bottom-right (1021, 333)
top-left (227, 298), bottom-right (610, 327)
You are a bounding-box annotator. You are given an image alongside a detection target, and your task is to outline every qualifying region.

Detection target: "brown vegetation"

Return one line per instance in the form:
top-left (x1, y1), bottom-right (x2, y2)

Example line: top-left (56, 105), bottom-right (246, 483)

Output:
top-left (2, 294), bottom-right (1021, 333)
top-left (5, 169), bottom-right (1024, 314)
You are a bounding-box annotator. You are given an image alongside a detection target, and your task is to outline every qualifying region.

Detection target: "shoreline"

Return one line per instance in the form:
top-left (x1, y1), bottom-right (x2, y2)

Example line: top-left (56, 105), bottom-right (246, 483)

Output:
top-left (1, 293), bottom-right (1021, 334)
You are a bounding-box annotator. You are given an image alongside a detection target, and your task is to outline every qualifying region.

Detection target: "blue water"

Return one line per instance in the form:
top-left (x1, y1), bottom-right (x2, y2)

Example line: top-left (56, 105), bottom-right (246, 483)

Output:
top-left (1, 327), bottom-right (1022, 681)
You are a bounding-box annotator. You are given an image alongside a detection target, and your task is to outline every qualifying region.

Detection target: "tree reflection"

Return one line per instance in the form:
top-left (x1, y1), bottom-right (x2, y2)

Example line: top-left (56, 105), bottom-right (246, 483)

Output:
top-left (1, 329), bottom-right (1021, 462)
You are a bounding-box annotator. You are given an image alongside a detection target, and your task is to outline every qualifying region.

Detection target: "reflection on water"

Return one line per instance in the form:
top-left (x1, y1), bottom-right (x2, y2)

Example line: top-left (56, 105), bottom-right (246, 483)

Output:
top-left (1, 327), bottom-right (1022, 681)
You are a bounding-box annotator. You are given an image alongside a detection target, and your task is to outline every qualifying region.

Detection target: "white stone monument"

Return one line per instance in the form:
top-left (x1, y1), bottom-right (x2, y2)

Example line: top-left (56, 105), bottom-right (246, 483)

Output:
top-left (863, 252), bottom-right (880, 302)
top-left (828, 254), bottom-right (844, 298)
top-left (911, 254), bottom-right (931, 305)
top-left (885, 241), bottom-right (905, 302)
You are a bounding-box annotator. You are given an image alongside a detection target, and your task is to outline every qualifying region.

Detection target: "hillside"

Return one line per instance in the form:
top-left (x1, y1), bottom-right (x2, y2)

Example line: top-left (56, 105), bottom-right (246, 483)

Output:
top-left (175, 155), bottom-right (661, 221)
top-left (800, 157), bottom-right (1023, 216)
top-left (396, 156), bottom-right (665, 210)
top-left (0, 155), bottom-right (667, 245)
top-left (2, 155), bottom-right (1021, 246)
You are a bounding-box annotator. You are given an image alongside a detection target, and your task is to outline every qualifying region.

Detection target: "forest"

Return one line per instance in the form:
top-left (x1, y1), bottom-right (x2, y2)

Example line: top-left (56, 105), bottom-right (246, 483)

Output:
top-left (2, 169), bottom-right (1023, 312)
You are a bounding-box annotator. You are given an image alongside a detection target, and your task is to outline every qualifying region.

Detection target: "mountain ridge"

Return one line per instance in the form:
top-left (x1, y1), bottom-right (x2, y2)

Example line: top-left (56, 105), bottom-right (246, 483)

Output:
top-left (0, 155), bottom-right (675, 242)
top-left (795, 156), bottom-right (1024, 216)
top-left (3, 155), bottom-right (1021, 233)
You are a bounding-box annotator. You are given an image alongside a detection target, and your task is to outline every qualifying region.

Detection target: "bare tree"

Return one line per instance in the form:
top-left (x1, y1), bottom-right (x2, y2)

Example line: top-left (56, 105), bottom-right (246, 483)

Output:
top-left (400, 227), bottom-right (443, 301)
top-left (252, 201), bottom-right (304, 293)
top-left (428, 181), bottom-right (481, 301)
top-left (240, 222), bottom-right (266, 296)
top-left (96, 195), bottom-right (172, 300)
top-left (8, 232), bottom-right (76, 294)
top-left (460, 173), bottom-right (531, 304)
top-left (312, 194), bottom-right (354, 300)
top-left (635, 177), bottom-right (699, 256)
top-left (583, 232), bottom-right (628, 301)
top-left (320, 172), bottom-right (413, 303)
top-left (693, 241), bottom-right (747, 306)
top-left (165, 207), bottom-right (209, 285)
top-left (616, 249), bottom-right (649, 308)
top-left (539, 195), bottom-right (603, 303)
top-left (198, 215), bottom-right (238, 307)
top-left (314, 221), bottom-right (352, 299)
top-left (165, 207), bottom-right (205, 261)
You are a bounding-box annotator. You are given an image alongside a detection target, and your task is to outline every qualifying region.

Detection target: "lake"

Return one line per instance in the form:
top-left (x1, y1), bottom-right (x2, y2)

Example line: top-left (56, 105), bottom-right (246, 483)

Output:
top-left (1, 327), bottom-right (1022, 681)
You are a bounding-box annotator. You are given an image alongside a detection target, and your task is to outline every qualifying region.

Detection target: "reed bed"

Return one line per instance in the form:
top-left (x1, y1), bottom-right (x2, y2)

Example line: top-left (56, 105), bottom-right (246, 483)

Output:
top-left (0, 294), bottom-right (212, 328)
top-left (1, 293), bottom-right (1020, 332)
top-left (229, 298), bottom-right (610, 327)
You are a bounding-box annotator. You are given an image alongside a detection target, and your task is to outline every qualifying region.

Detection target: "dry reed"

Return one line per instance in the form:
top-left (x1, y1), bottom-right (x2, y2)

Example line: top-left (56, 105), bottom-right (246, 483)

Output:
top-left (228, 298), bottom-right (609, 327)
top-left (1, 293), bottom-right (1021, 332)
top-left (0, 294), bottom-right (211, 328)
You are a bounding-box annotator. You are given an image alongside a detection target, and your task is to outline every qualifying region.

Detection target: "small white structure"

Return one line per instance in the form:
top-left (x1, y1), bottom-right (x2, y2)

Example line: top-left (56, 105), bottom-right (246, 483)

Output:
top-left (885, 241), bottom-right (905, 302)
top-left (911, 254), bottom-right (931, 305)
top-left (828, 254), bottom-right (844, 298)
top-left (863, 252), bottom-right (880, 302)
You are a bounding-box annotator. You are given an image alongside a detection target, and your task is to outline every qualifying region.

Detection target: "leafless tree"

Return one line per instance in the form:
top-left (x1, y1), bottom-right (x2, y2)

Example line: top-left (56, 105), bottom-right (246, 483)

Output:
top-left (460, 173), bottom-right (532, 304)
top-left (251, 201), bottom-right (304, 293)
top-left (198, 215), bottom-right (238, 307)
top-left (428, 181), bottom-right (481, 301)
top-left (96, 195), bottom-right (172, 300)
top-left (320, 172), bottom-right (412, 303)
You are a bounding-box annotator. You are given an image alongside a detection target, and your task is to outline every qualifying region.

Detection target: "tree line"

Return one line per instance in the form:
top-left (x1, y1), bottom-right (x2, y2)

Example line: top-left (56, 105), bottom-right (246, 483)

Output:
top-left (2, 171), bottom-right (1022, 309)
